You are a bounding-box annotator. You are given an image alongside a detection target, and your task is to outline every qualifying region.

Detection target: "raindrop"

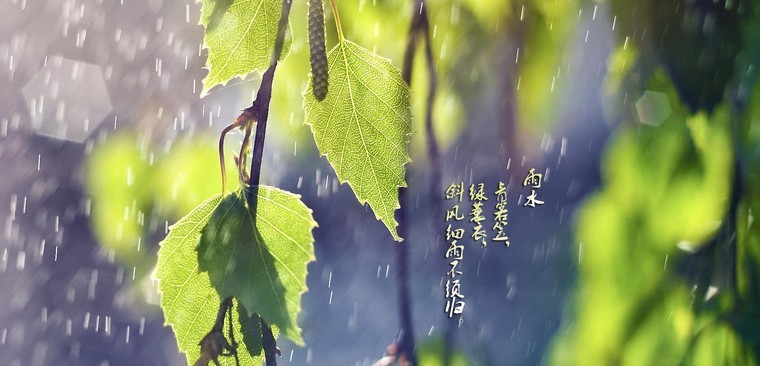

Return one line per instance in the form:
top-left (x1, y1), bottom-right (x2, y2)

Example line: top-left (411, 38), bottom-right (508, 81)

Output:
top-left (16, 250), bottom-right (25, 271)
top-left (105, 316), bottom-right (111, 336)
top-left (88, 270), bottom-right (98, 300)
top-left (66, 288), bottom-right (75, 303)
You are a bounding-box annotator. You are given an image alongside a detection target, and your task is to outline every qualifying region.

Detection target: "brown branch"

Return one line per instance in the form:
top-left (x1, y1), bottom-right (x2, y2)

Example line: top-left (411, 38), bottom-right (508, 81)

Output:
top-left (247, 1), bottom-right (293, 366)
top-left (393, 1), bottom-right (440, 365)
top-left (196, 297), bottom-right (236, 366)
top-left (248, 0), bottom-right (292, 189)
top-left (203, 1), bottom-right (292, 365)
top-left (261, 318), bottom-right (282, 366)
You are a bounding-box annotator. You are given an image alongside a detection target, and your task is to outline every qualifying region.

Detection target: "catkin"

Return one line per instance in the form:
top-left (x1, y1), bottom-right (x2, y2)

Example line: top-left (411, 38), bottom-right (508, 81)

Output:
top-left (308, 0), bottom-right (328, 101)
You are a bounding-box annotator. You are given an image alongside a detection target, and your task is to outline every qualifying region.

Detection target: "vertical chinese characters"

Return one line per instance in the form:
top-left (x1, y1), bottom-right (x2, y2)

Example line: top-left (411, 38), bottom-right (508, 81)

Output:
top-left (492, 181), bottom-right (509, 246)
top-left (469, 183), bottom-right (488, 247)
top-left (444, 183), bottom-right (466, 320)
top-left (523, 168), bottom-right (545, 208)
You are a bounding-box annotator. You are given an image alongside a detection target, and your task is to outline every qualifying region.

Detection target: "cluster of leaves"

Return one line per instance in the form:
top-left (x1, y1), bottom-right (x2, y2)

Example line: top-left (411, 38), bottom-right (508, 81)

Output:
top-left (84, 0), bottom-right (516, 364)
top-left (153, 0), bottom-right (425, 363)
top-left (550, 0), bottom-right (760, 364)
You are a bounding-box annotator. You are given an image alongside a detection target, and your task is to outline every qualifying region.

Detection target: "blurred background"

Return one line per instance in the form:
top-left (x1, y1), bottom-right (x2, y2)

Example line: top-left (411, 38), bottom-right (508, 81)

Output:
top-left (1, 0), bottom-right (759, 365)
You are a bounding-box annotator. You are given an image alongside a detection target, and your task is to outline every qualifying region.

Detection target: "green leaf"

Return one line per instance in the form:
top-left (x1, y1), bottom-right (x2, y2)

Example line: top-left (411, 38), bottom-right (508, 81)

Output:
top-left (197, 186), bottom-right (317, 345)
top-left (199, 0), bottom-right (292, 95)
top-left (303, 40), bottom-right (412, 241)
top-left (154, 195), bottom-right (273, 366)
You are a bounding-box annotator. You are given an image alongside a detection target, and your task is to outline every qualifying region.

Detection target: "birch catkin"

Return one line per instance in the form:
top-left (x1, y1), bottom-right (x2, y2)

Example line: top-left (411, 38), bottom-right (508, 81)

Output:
top-left (308, 0), bottom-right (328, 100)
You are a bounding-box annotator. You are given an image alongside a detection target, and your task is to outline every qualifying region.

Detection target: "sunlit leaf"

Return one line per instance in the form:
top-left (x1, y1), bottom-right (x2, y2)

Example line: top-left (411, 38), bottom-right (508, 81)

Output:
top-left (154, 195), bottom-right (273, 365)
top-left (197, 187), bottom-right (317, 345)
top-left (199, 0), bottom-right (291, 95)
top-left (303, 40), bottom-right (412, 241)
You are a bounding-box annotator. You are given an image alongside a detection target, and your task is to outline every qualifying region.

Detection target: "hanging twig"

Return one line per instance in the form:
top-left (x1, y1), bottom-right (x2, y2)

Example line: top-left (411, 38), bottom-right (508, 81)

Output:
top-left (204, 1), bottom-right (293, 365)
top-left (247, 1), bottom-right (293, 365)
top-left (392, 1), bottom-right (440, 365)
top-left (196, 297), bottom-right (237, 366)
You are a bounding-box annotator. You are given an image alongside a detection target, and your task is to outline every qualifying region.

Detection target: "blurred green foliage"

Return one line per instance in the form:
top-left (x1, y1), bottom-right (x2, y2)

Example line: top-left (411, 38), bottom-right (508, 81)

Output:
top-left (417, 336), bottom-right (470, 366)
top-left (86, 134), bottom-right (237, 281)
top-left (550, 70), bottom-right (742, 364)
top-left (551, 0), bottom-right (760, 364)
top-left (515, 0), bottom-right (579, 134)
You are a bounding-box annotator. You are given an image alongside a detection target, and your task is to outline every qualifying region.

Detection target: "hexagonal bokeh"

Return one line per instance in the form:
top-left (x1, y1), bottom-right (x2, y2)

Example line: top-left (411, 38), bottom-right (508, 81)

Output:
top-left (21, 56), bottom-right (112, 142)
top-left (635, 90), bottom-right (671, 126)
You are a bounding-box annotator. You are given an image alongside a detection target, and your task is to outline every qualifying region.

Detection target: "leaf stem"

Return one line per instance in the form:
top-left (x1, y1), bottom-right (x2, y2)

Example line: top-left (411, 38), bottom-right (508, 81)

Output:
top-left (328, 0), bottom-right (345, 43)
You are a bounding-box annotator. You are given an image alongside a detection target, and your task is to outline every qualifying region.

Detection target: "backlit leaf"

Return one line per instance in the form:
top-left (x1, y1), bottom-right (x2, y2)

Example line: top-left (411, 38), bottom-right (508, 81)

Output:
top-left (303, 40), bottom-right (412, 241)
top-left (154, 195), bottom-right (272, 366)
top-left (197, 186), bottom-right (317, 345)
top-left (199, 0), bottom-right (291, 95)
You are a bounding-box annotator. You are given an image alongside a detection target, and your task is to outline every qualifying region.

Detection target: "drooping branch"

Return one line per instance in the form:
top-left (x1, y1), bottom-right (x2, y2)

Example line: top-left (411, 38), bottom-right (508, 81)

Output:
top-left (392, 1), bottom-right (440, 365)
top-left (204, 1), bottom-right (293, 366)
top-left (249, 0), bottom-right (293, 188)
top-left (246, 1), bottom-right (293, 365)
top-left (196, 297), bottom-right (236, 366)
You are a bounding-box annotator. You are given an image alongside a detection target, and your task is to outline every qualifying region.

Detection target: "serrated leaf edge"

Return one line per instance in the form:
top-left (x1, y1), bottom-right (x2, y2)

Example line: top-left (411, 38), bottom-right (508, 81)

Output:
top-left (197, 0), bottom-right (293, 97)
top-left (253, 186), bottom-right (318, 345)
top-left (302, 40), bottom-right (413, 241)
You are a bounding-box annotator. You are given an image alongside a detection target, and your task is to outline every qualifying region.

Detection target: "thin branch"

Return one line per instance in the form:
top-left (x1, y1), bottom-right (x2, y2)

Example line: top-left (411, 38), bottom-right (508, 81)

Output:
top-left (261, 318), bottom-right (281, 366)
top-left (204, 1), bottom-right (292, 365)
top-left (393, 1), bottom-right (440, 365)
top-left (196, 297), bottom-right (236, 366)
top-left (249, 0), bottom-right (292, 189)
top-left (246, 1), bottom-right (293, 365)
